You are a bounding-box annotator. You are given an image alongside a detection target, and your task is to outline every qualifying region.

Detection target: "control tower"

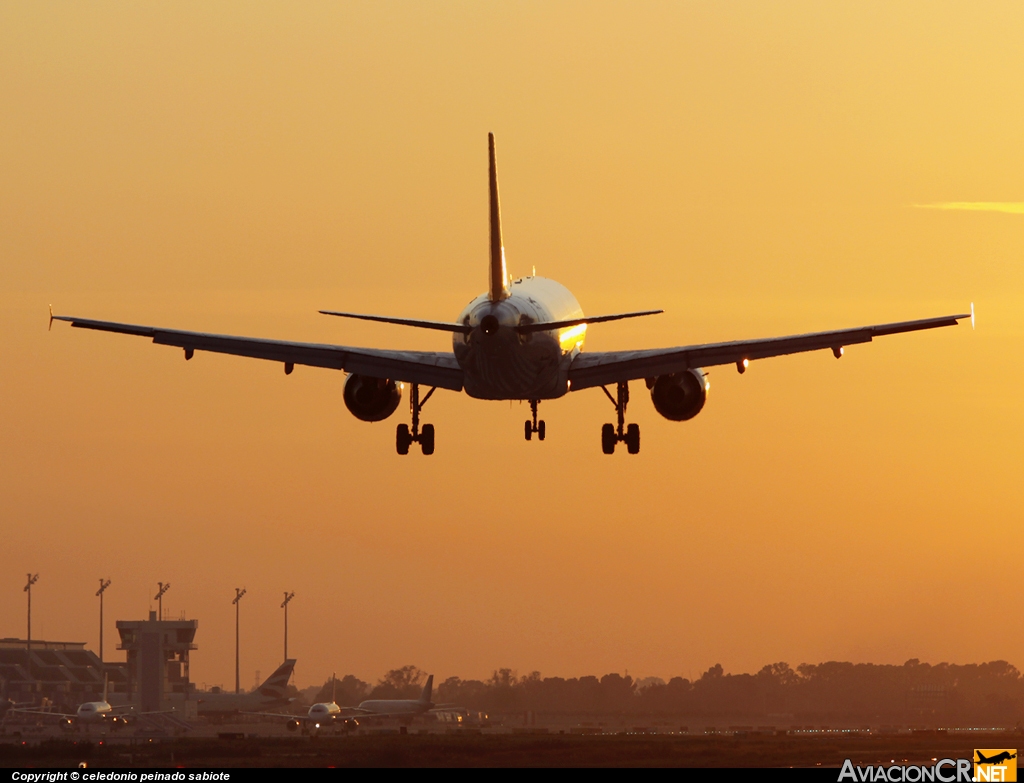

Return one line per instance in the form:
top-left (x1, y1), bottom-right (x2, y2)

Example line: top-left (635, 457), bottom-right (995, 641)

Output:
top-left (116, 611), bottom-right (198, 716)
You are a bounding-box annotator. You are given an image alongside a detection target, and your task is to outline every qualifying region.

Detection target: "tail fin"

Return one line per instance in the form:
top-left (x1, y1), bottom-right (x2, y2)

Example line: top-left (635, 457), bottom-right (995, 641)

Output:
top-left (331, 673), bottom-right (337, 704)
top-left (102, 672), bottom-right (108, 703)
top-left (419, 674), bottom-right (434, 704)
top-left (488, 133), bottom-right (509, 302)
top-left (258, 659), bottom-right (296, 697)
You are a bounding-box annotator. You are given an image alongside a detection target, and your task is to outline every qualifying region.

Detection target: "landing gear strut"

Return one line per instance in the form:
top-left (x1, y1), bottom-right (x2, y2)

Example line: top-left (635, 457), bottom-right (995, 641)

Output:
top-left (524, 399), bottom-right (546, 441)
top-left (396, 383), bottom-right (436, 455)
top-left (600, 381), bottom-right (640, 454)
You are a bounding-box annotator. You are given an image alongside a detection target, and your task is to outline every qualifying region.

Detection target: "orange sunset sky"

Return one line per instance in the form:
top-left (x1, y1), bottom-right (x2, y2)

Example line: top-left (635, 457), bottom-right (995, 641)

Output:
top-left (1, 2), bottom-right (1022, 691)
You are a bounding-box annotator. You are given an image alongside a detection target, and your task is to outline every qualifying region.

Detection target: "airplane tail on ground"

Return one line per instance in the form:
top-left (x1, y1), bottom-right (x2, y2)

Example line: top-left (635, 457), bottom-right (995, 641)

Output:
top-left (419, 674), bottom-right (434, 704)
top-left (257, 659), bottom-right (296, 698)
top-left (488, 133), bottom-right (509, 303)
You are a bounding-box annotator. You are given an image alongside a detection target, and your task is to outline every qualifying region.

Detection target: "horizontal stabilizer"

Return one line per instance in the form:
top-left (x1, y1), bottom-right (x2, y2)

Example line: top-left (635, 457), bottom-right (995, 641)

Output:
top-left (319, 310), bottom-right (472, 334)
top-left (515, 310), bottom-right (663, 334)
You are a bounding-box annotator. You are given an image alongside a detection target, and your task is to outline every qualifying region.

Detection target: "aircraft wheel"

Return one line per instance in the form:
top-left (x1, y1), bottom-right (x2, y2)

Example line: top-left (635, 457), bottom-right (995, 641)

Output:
top-left (626, 423), bottom-right (640, 454)
top-left (524, 420), bottom-right (532, 441)
top-left (396, 424), bottom-right (411, 455)
top-left (537, 420), bottom-right (545, 441)
top-left (420, 423), bottom-right (435, 455)
top-left (601, 423), bottom-right (616, 454)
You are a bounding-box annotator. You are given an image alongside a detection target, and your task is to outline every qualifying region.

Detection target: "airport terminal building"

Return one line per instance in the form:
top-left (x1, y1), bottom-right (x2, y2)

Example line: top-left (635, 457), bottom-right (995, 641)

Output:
top-left (1, 613), bottom-right (198, 717)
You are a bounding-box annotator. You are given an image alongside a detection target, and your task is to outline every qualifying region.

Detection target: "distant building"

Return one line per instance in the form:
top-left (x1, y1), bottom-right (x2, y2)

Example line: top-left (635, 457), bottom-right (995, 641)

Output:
top-left (116, 612), bottom-right (198, 717)
top-left (0, 637), bottom-right (127, 708)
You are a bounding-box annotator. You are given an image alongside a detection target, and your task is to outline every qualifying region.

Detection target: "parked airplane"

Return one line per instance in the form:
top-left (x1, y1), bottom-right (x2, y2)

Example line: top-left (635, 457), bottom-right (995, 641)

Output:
top-left (196, 660), bottom-right (296, 718)
top-left (51, 134), bottom-right (971, 455)
top-left (344, 674), bottom-right (439, 721)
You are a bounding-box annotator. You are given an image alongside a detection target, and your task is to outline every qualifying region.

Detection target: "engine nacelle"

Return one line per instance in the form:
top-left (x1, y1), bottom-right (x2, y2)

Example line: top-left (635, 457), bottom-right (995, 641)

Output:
top-left (286, 719), bottom-right (301, 732)
top-left (649, 368), bottom-right (708, 421)
top-left (343, 374), bottom-right (402, 422)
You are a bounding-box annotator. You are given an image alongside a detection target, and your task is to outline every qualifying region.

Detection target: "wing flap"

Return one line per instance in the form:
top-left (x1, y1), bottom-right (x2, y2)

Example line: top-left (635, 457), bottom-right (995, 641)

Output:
top-left (54, 316), bottom-right (464, 391)
top-left (569, 313), bottom-right (968, 390)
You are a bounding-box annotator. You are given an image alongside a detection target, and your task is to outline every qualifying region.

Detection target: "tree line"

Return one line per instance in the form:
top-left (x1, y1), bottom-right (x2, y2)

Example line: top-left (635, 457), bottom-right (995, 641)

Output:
top-left (311, 660), bottom-right (1023, 724)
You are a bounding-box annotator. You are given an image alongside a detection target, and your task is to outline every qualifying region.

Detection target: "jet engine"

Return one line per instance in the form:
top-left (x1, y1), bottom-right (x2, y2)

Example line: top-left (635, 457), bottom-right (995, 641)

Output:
top-left (343, 374), bottom-right (402, 422)
top-left (648, 368), bottom-right (708, 421)
top-left (286, 719), bottom-right (301, 732)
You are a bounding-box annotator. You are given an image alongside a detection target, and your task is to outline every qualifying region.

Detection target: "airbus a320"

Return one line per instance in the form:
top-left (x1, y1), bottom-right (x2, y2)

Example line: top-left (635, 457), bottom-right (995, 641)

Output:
top-left (52, 134), bottom-right (971, 455)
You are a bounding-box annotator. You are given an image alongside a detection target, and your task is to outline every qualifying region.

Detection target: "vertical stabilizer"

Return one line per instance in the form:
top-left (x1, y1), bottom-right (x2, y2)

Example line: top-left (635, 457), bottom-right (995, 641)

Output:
top-left (419, 674), bottom-right (434, 704)
top-left (258, 659), bottom-right (296, 697)
top-left (488, 133), bottom-right (509, 302)
top-left (102, 672), bottom-right (108, 703)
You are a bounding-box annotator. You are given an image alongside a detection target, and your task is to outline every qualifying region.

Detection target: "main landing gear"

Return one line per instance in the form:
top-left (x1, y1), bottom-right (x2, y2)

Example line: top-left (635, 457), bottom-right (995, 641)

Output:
top-left (396, 383), bottom-right (436, 455)
top-left (600, 381), bottom-right (640, 455)
top-left (524, 399), bottom-right (546, 441)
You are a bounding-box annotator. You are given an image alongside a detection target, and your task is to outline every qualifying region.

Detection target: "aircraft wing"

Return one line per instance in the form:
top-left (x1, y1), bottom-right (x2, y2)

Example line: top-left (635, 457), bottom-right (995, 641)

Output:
top-left (7, 708), bottom-right (76, 719)
top-left (52, 316), bottom-right (464, 391)
top-left (241, 711), bottom-right (307, 721)
top-left (568, 313), bottom-right (970, 390)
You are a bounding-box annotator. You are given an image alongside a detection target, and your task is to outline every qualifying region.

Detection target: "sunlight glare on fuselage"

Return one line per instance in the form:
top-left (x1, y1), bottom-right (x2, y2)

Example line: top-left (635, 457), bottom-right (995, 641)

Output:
top-left (558, 323), bottom-right (587, 350)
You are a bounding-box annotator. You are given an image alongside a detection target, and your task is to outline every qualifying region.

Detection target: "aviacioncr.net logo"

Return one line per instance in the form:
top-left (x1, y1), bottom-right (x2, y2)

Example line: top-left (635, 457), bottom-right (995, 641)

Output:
top-left (839, 758), bottom-right (973, 782)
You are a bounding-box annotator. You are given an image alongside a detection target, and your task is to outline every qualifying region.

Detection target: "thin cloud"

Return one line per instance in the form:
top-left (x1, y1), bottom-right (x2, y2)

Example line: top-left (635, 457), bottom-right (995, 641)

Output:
top-left (914, 202), bottom-right (1024, 214)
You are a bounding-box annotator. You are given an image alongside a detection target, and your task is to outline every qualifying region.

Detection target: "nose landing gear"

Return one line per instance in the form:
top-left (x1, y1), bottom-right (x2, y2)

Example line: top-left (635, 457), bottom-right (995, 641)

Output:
top-left (524, 399), bottom-right (546, 441)
top-left (600, 381), bottom-right (640, 454)
top-left (396, 383), bottom-right (436, 455)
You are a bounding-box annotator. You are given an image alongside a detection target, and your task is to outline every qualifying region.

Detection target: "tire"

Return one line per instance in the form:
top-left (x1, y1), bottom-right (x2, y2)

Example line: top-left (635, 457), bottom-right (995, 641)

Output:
top-left (626, 423), bottom-right (640, 454)
top-left (524, 420), bottom-right (532, 441)
top-left (396, 424), bottom-right (411, 455)
top-left (601, 423), bottom-right (616, 454)
top-left (421, 423), bottom-right (435, 455)
top-left (537, 420), bottom-right (546, 441)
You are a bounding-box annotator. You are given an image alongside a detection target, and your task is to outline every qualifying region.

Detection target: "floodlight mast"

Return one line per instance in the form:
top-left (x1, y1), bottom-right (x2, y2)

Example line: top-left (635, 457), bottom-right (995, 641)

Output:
top-left (96, 578), bottom-right (112, 662)
top-left (281, 592), bottom-right (295, 661)
top-left (24, 573), bottom-right (39, 651)
top-left (154, 582), bottom-right (170, 621)
top-left (233, 587), bottom-right (247, 694)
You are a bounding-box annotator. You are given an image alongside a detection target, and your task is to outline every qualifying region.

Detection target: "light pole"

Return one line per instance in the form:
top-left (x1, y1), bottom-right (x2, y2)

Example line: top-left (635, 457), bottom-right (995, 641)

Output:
top-left (24, 573), bottom-right (39, 651)
top-left (233, 588), bottom-right (246, 694)
top-left (96, 579), bottom-right (112, 662)
top-left (154, 582), bottom-right (170, 621)
top-left (281, 592), bottom-right (295, 661)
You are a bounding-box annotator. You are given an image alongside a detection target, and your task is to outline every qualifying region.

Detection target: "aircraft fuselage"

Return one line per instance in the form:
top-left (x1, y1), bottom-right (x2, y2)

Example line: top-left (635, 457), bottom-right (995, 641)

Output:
top-left (76, 701), bottom-right (113, 722)
top-left (454, 276), bottom-right (585, 400)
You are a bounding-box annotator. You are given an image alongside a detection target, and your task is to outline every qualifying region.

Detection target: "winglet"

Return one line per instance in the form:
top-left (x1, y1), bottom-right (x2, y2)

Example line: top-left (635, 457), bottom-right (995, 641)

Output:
top-left (488, 133), bottom-right (509, 302)
top-left (971, 301), bottom-right (975, 330)
top-left (48, 305), bottom-right (53, 332)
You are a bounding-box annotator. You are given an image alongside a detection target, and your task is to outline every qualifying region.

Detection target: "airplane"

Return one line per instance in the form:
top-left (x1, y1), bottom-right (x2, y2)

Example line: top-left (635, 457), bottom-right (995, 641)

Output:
top-left (976, 752), bottom-right (1017, 765)
top-left (250, 674), bottom-right (446, 733)
top-left (8, 675), bottom-right (135, 727)
top-left (196, 659), bottom-right (296, 718)
top-left (246, 673), bottom-right (350, 733)
top-left (340, 674), bottom-right (449, 724)
top-left (50, 134), bottom-right (972, 455)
